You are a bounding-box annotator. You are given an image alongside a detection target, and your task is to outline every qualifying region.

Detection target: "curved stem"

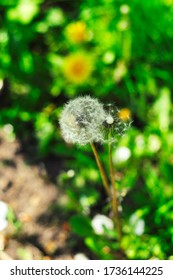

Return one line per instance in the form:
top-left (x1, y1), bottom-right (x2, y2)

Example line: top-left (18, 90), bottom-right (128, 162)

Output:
top-left (108, 135), bottom-right (122, 243)
top-left (90, 142), bottom-right (110, 196)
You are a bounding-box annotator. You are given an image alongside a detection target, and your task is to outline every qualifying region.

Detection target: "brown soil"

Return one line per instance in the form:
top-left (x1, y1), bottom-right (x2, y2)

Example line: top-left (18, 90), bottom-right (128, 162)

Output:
top-left (0, 129), bottom-right (78, 260)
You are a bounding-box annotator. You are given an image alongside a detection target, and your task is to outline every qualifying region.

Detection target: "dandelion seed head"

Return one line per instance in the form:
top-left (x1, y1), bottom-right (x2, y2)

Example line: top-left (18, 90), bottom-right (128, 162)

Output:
top-left (59, 96), bottom-right (106, 145)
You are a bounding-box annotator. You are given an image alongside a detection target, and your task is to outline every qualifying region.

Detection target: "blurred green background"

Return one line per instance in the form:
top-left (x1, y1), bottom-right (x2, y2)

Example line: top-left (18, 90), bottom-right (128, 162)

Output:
top-left (0, 0), bottom-right (173, 260)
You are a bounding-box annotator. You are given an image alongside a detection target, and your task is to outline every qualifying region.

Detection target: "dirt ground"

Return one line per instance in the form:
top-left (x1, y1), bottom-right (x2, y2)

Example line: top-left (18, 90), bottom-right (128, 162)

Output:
top-left (0, 128), bottom-right (85, 260)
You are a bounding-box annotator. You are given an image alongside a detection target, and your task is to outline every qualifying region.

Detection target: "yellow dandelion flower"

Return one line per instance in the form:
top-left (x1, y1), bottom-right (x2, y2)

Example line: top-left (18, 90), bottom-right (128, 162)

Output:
top-left (63, 53), bottom-right (93, 84)
top-left (65, 21), bottom-right (88, 43)
top-left (118, 108), bottom-right (131, 122)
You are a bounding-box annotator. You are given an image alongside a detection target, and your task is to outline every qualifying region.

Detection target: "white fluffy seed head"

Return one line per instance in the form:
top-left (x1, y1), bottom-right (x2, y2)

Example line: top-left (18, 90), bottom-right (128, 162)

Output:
top-left (59, 96), bottom-right (106, 145)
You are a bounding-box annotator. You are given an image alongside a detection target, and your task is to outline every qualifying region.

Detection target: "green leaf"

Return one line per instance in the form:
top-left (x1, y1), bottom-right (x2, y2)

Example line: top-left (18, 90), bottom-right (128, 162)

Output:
top-left (85, 236), bottom-right (113, 260)
top-left (70, 215), bottom-right (93, 237)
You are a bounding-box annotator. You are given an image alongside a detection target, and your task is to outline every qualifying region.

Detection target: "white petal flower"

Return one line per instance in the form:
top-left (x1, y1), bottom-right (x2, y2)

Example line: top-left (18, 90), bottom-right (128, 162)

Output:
top-left (120, 5), bottom-right (130, 15)
top-left (0, 201), bottom-right (8, 231)
top-left (74, 253), bottom-right (89, 260)
top-left (0, 201), bottom-right (8, 219)
top-left (148, 135), bottom-right (161, 153)
top-left (91, 214), bottom-right (114, 235)
top-left (129, 213), bottom-right (145, 236)
top-left (59, 96), bottom-right (106, 145)
top-left (134, 220), bottom-right (145, 236)
top-left (67, 169), bottom-right (75, 178)
top-left (113, 146), bottom-right (131, 164)
top-left (0, 220), bottom-right (8, 231)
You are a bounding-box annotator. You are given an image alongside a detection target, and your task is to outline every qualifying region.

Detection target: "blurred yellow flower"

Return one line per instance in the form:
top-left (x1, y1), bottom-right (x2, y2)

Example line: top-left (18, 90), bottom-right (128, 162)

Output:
top-left (163, 0), bottom-right (173, 6)
top-left (63, 53), bottom-right (93, 84)
top-left (65, 21), bottom-right (88, 43)
top-left (118, 108), bottom-right (131, 121)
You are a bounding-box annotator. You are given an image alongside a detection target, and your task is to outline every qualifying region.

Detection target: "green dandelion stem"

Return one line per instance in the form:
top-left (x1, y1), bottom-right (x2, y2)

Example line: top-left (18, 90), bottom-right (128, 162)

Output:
top-left (108, 133), bottom-right (122, 243)
top-left (90, 142), bottom-right (110, 196)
